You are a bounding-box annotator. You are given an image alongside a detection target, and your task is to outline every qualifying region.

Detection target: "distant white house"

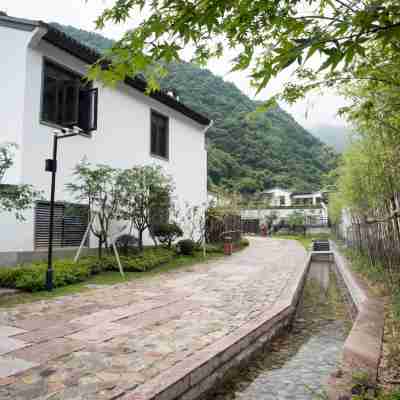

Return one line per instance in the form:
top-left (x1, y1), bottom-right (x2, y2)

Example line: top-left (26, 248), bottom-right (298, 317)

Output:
top-left (0, 13), bottom-right (211, 265)
top-left (259, 187), bottom-right (324, 207)
top-left (242, 187), bottom-right (329, 230)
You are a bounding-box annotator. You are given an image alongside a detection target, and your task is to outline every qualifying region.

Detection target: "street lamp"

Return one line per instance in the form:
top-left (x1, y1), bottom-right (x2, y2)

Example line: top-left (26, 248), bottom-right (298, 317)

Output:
top-left (45, 126), bottom-right (86, 291)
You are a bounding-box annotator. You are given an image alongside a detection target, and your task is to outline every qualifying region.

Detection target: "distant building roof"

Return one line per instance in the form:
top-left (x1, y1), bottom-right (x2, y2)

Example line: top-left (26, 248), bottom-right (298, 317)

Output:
top-left (291, 192), bottom-right (322, 197)
top-left (0, 13), bottom-right (211, 126)
top-left (261, 187), bottom-right (292, 194)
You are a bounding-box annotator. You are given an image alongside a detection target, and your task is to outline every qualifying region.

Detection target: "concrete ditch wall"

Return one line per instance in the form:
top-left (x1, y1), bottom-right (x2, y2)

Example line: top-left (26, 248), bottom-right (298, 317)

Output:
top-left (326, 241), bottom-right (385, 399)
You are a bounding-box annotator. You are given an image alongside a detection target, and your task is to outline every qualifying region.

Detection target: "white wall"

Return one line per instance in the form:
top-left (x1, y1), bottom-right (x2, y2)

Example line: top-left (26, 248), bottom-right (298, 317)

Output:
top-left (0, 36), bottom-right (207, 253)
top-left (0, 26), bottom-right (35, 184)
top-left (264, 188), bottom-right (292, 206)
top-left (241, 207), bottom-right (326, 222)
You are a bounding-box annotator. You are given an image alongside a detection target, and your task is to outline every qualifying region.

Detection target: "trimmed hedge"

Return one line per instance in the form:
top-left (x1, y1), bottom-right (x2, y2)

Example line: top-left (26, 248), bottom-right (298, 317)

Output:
top-left (240, 238), bottom-right (250, 247)
top-left (177, 239), bottom-right (196, 255)
top-left (0, 247), bottom-right (175, 292)
top-left (0, 241), bottom-right (250, 293)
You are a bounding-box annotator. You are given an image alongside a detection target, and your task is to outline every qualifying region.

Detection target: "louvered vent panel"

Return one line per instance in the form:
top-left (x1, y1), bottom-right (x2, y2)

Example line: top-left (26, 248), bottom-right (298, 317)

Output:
top-left (34, 201), bottom-right (89, 249)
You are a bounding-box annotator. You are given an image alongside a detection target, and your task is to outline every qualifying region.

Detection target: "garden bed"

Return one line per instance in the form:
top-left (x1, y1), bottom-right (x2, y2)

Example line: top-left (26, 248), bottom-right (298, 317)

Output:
top-left (0, 239), bottom-right (249, 300)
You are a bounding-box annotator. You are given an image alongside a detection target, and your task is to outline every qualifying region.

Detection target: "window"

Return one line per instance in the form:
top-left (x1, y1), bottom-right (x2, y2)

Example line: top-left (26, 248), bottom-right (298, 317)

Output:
top-left (279, 196), bottom-right (286, 206)
top-left (151, 110), bottom-right (169, 159)
top-left (34, 201), bottom-right (89, 249)
top-left (41, 60), bottom-right (98, 132)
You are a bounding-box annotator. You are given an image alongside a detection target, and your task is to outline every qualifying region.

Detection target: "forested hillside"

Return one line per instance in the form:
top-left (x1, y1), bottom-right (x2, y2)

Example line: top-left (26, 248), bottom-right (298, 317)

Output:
top-left (54, 24), bottom-right (338, 192)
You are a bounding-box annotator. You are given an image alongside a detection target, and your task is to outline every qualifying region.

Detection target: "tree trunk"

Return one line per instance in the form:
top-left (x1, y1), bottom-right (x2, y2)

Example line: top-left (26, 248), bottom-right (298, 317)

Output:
top-left (98, 238), bottom-right (103, 259)
top-left (138, 230), bottom-right (143, 252)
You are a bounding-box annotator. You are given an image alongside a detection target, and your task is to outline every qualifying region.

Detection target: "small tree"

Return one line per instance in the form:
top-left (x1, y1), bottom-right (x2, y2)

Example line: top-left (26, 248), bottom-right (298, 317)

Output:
top-left (287, 210), bottom-right (307, 235)
top-left (179, 202), bottom-right (208, 245)
top-left (265, 211), bottom-right (278, 230)
top-left (118, 165), bottom-right (173, 252)
top-left (67, 161), bottom-right (122, 258)
top-left (153, 222), bottom-right (183, 248)
top-left (0, 143), bottom-right (41, 220)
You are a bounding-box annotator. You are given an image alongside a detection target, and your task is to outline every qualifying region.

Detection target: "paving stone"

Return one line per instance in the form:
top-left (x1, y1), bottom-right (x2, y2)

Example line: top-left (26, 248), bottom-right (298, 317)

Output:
top-left (0, 325), bottom-right (26, 337)
top-left (15, 323), bottom-right (84, 343)
top-left (117, 301), bottom-right (195, 329)
top-left (67, 322), bottom-right (134, 343)
top-left (0, 337), bottom-right (30, 355)
top-left (8, 338), bottom-right (85, 364)
top-left (11, 316), bottom-right (66, 331)
top-left (85, 284), bottom-right (110, 289)
top-left (0, 356), bottom-right (38, 378)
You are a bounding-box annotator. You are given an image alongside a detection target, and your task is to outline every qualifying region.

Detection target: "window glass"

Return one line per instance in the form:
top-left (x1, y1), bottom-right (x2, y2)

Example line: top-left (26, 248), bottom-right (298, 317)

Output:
top-left (151, 111), bottom-right (169, 159)
top-left (41, 61), bottom-right (81, 127)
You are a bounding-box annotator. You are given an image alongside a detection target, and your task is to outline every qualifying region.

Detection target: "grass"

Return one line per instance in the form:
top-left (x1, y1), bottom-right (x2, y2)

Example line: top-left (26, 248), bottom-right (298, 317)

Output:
top-left (271, 233), bottom-right (332, 251)
top-left (335, 240), bottom-right (400, 397)
top-left (0, 251), bottom-right (223, 308)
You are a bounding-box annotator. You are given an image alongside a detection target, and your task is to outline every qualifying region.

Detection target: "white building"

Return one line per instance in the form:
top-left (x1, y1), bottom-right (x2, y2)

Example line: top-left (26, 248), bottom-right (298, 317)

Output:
top-left (260, 187), bottom-right (324, 207)
top-left (0, 13), bottom-right (211, 265)
top-left (242, 187), bottom-right (329, 229)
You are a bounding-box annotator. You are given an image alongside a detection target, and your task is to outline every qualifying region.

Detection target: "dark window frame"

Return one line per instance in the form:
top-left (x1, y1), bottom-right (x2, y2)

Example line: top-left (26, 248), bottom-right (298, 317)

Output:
top-left (40, 58), bottom-right (86, 129)
top-left (150, 109), bottom-right (169, 161)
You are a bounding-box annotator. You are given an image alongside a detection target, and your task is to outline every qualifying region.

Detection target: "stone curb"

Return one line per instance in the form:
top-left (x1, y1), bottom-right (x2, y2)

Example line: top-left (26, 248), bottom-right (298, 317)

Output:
top-left (326, 241), bottom-right (385, 399)
top-left (119, 253), bottom-right (312, 400)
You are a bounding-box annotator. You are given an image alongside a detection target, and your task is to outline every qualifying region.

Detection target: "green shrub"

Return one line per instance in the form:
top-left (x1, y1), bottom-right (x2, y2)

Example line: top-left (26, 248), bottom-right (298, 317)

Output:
top-left (204, 244), bottom-right (224, 254)
top-left (240, 238), bottom-right (250, 247)
top-left (153, 223), bottom-right (183, 248)
top-left (177, 239), bottom-right (196, 255)
top-left (0, 259), bottom-right (94, 292)
top-left (0, 247), bottom-right (176, 292)
top-left (0, 267), bottom-right (24, 288)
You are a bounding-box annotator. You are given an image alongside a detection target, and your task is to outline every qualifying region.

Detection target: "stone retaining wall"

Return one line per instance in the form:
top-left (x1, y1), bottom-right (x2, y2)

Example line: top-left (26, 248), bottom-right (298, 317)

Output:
top-left (120, 254), bottom-right (313, 400)
top-left (326, 241), bottom-right (385, 399)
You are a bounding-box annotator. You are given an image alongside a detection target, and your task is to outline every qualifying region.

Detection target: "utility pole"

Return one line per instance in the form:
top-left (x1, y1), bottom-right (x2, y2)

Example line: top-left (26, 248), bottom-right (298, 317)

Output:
top-left (45, 129), bottom-right (78, 291)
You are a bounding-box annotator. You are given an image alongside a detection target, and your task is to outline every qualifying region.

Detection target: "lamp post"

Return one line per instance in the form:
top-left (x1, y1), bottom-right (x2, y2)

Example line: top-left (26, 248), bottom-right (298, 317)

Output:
top-left (45, 128), bottom-right (80, 291)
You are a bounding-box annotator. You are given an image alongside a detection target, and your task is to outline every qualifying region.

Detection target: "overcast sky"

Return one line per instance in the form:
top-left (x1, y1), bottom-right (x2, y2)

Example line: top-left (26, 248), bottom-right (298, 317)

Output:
top-left (1, 0), bottom-right (348, 130)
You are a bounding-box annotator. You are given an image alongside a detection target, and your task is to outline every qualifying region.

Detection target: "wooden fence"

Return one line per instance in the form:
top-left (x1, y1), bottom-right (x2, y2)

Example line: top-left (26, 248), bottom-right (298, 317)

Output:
top-left (242, 219), bottom-right (260, 235)
top-left (206, 214), bottom-right (242, 243)
top-left (334, 194), bottom-right (400, 278)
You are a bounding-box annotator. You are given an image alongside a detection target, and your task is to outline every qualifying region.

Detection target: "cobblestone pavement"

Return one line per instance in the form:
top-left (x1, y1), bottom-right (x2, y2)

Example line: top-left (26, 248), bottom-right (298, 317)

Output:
top-left (0, 238), bottom-right (307, 400)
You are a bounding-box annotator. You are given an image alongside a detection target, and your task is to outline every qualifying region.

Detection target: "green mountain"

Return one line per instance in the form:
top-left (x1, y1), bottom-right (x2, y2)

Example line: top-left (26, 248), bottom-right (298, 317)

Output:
top-left (54, 24), bottom-right (338, 193)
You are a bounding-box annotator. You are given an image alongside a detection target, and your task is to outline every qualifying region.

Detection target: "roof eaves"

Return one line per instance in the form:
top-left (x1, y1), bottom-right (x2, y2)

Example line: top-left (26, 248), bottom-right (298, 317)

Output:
top-left (0, 14), bottom-right (39, 31)
top-left (40, 22), bottom-right (210, 126)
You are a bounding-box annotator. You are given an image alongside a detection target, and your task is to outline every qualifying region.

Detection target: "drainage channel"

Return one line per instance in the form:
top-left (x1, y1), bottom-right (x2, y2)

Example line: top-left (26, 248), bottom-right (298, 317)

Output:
top-left (206, 261), bottom-right (353, 400)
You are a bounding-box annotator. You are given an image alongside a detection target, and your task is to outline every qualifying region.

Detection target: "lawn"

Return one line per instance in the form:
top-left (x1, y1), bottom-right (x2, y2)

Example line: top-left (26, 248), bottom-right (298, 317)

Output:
top-left (0, 250), bottom-right (224, 308)
top-left (272, 233), bottom-right (331, 251)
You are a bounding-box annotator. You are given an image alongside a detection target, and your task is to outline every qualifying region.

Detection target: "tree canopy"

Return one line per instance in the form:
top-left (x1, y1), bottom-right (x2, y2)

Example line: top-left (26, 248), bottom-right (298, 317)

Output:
top-left (0, 144), bottom-right (41, 220)
top-left (90, 0), bottom-right (400, 103)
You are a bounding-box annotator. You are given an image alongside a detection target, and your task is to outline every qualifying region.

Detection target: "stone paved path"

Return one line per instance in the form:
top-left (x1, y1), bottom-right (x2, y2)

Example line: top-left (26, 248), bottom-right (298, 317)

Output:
top-left (0, 238), bottom-right (307, 400)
